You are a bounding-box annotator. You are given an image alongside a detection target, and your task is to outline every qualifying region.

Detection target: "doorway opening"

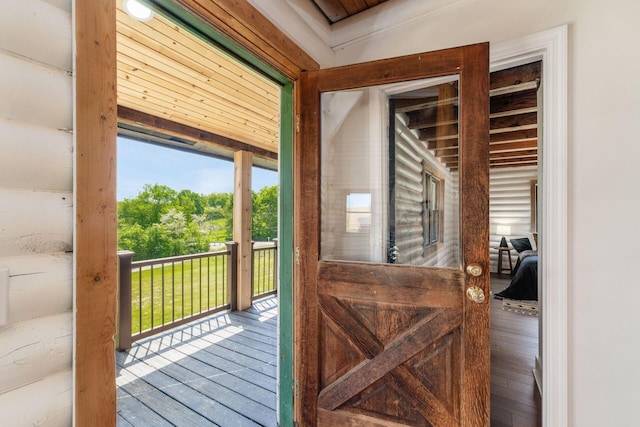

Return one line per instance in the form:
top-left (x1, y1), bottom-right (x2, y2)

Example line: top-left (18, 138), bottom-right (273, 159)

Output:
top-left (113, 1), bottom-right (293, 425)
top-left (485, 60), bottom-right (542, 425)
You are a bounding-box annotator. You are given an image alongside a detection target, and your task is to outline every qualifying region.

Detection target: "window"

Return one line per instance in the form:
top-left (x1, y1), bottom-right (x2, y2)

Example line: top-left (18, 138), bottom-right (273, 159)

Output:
top-left (423, 172), bottom-right (441, 248)
top-left (345, 193), bottom-right (371, 233)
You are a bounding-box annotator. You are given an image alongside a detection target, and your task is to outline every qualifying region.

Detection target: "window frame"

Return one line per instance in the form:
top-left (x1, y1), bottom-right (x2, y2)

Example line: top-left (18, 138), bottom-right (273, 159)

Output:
top-left (422, 162), bottom-right (444, 252)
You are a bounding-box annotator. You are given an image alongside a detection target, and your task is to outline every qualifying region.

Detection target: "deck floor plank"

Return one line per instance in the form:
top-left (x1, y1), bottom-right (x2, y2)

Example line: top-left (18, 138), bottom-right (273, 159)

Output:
top-left (117, 297), bottom-right (278, 427)
top-left (116, 363), bottom-right (219, 426)
top-left (118, 351), bottom-right (275, 426)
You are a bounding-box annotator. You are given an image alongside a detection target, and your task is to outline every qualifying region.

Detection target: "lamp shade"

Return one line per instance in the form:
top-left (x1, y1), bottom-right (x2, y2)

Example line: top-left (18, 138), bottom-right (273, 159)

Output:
top-left (496, 225), bottom-right (511, 236)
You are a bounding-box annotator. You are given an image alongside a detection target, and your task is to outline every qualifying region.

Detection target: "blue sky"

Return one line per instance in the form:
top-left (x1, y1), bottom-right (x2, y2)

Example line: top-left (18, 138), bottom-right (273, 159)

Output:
top-left (117, 136), bottom-right (278, 200)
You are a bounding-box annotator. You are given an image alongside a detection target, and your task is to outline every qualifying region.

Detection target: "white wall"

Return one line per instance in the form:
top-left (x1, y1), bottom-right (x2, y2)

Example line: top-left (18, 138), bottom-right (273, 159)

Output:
top-left (0, 0), bottom-right (73, 425)
top-left (262, 0), bottom-right (640, 424)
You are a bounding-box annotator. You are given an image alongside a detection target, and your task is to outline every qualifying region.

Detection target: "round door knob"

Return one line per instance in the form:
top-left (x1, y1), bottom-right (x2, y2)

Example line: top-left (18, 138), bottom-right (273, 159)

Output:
top-left (466, 263), bottom-right (483, 277)
top-left (466, 286), bottom-right (486, 304)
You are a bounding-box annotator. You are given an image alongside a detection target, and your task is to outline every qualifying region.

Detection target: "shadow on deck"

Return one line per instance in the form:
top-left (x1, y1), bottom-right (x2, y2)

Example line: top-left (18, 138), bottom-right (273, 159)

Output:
top-left (116, 297), bottom-right (278, 427)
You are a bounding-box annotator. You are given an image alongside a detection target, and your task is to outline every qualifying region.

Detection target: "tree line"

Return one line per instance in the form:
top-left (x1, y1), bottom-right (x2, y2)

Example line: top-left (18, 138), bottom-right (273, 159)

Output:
top-left (118, 184), bottom-right (278, 261)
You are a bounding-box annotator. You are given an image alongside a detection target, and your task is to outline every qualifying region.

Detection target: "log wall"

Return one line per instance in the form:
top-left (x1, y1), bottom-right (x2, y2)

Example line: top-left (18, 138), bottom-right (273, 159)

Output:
top-left (393, 116), bottom-right (459, 268)
top-left (489, 166), bottom-right (538, 272)
top-left (0, 0), bottom-right (73, 425)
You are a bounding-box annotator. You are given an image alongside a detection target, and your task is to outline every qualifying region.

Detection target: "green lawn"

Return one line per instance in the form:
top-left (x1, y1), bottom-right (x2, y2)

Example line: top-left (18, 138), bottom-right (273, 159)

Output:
top-left (130, 248), bottom-right (276, 334)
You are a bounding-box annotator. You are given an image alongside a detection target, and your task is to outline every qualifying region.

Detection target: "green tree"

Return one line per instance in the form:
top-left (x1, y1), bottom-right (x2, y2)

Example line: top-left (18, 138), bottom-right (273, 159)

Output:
top-left (252, 185), bottom-right (278, 241)
top-left (118, 184), bottom-right (177, 228)
top-left (117, 184), bottom-right (278, 260)
top-left (174, 189), bottom-right (205, 221)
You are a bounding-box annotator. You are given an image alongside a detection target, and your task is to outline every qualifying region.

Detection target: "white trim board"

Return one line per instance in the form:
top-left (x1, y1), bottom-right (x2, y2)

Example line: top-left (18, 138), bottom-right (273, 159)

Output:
top-left (490, 25), bottom-right (568, 427)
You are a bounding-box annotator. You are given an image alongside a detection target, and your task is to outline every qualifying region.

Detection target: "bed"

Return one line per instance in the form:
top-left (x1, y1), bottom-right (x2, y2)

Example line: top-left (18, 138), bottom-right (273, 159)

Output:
top-left (494, 247), bottom-right (538, 301)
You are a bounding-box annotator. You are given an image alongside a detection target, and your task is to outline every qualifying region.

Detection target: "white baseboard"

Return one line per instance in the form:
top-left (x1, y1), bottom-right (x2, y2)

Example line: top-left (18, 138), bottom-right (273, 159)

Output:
top-left (533, 355), bottom-right (543, 396)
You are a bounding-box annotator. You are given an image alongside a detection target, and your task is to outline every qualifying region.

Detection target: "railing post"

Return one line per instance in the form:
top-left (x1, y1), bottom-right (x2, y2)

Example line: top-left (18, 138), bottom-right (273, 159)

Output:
top-left (117, 250), bottom-right (135, 351)
top-left (272, 239), bottom-right (278, 295)
top-left (251, 241), bottom-right (256, 299)
top-left (226, 242), bottom-right (238, 311)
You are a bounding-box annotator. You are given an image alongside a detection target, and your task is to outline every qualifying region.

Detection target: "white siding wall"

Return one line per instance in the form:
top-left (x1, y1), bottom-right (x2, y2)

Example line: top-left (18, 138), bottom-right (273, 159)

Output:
top-left (394, 117), bottom-right (459, 268)
top-left (489, 166), bottom-right (538, 273)
top-left (0, 0), bottom-right (73, 425)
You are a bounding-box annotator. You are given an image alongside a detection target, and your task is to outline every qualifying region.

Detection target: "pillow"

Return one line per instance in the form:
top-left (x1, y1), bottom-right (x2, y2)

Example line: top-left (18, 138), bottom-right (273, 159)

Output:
top-left (510, 237), bottom-right (532, 253)
top-left (527, 232), bottom-right (538, 251)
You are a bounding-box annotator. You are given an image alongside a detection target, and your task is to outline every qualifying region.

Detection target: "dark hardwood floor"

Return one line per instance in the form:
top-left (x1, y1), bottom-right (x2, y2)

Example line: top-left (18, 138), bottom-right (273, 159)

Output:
top-left (490, 274), bottom-right (541, 427)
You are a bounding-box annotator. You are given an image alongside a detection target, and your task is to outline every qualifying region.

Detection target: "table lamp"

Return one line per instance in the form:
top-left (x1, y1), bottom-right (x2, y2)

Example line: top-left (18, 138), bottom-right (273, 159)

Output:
top-left (497, 225), bottom-right (511, 248)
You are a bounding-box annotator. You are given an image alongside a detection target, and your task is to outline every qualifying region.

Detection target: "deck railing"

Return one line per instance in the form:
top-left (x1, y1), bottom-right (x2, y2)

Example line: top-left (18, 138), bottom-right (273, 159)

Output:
top-left (252, 239), bottom-right (278, 300)
top-left (117, 241), bottom-right (278, 350)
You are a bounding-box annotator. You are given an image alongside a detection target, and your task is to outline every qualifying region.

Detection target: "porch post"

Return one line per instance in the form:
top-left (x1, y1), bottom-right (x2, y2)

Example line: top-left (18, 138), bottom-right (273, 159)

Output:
top-left (234, 150), bottom-right (253, 310)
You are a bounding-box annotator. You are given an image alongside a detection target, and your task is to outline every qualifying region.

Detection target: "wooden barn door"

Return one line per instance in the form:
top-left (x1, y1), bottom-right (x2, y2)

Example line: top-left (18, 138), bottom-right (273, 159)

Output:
top-left (296, 43), bottom-right (490, 426)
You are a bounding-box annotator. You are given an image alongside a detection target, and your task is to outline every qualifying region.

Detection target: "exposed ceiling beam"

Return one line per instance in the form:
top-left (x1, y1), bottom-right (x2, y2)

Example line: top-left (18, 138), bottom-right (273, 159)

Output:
top-left (490, 61), bottom-right (541, 90)
top-left (432, 139), bottom-right (537, 157)
top-left (117, 106), bottom-right (278, 161)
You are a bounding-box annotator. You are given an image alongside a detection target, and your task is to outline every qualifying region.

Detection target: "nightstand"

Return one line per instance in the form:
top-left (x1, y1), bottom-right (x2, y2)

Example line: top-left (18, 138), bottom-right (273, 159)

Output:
top-left (494, 247), bottom-right (513, 275)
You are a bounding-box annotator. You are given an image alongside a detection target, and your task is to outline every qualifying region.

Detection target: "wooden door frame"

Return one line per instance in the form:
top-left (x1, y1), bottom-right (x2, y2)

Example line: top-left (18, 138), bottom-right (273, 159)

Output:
top-left (74, 0), bottom-right (317, 425)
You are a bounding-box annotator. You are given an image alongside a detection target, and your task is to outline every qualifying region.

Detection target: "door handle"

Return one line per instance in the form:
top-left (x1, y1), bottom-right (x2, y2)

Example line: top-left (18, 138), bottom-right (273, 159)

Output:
top-left (466, 286), bottom-right (486, 304)
top-left (466, 263), bottom-right (483, 277)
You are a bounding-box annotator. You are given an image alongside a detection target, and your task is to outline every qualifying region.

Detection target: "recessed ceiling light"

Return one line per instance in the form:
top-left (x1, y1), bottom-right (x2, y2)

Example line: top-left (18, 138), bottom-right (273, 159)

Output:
top-left (123, 0), bottom-right (154, 22)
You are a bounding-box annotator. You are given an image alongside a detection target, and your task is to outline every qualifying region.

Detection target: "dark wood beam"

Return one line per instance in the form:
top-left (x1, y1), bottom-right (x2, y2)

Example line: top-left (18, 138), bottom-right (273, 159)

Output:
top-left (406, 108), bottom-right (439, 129)
top-left (489, 140), bottom-right (538, 151)
top-left (490, 89), bottom-right (537, 114)
top-left (490, 112), bottom-right (537, 130)
top-left (409, 110), bottom-right (535, 133)
top-left (490, 128), bottom-right (537, 143)
top-left (117, 105), bottom-right (278, 160)
top-left (427, 139), bottom-right (458, 150)
top-left (491, 161), bottom-right (538, 169)
top-left (432, 139), bottom-right (537, 157)
top-left (490, 149), bottom-right (538, 159)
top-left (490, 61), bottom-right (541, 90)
top-left (394, 95), bottom-right (443, 113)
top-left (491, 156), bottom-right (538, 165)
top-left (426, 130), bottom-right (537, 150)
top-left (436, 149), bottom-right (538, 163)
top-left (444, 155), bottom-right (538, 168)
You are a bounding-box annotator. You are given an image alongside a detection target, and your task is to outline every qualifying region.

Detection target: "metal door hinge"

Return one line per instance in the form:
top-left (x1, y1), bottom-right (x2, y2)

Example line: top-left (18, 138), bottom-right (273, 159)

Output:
top-left (295, 379), bottom-right (300, 397)
top-left (295, 247), bottom-right (300, 265)
top-left (295, 114), bottom-right (300, 133)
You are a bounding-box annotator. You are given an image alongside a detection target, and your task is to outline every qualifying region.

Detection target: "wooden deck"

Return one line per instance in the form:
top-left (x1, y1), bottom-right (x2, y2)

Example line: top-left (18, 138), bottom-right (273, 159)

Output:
top-left (116, 297), bottom-right (278, 427)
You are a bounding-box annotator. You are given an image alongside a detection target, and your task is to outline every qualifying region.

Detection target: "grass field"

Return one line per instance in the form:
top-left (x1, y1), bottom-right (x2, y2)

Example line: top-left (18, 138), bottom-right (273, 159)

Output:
top-left (130, 248), bottom-right (275, 334)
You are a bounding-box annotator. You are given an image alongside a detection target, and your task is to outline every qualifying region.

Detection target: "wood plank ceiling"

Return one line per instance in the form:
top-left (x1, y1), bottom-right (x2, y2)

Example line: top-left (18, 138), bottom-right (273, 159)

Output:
top-left (311, 0), bottom-right (389, 24)
top-left (394, 62), bottom-right (541, 170)
top-left (115, 2), bottom-right (281, 162)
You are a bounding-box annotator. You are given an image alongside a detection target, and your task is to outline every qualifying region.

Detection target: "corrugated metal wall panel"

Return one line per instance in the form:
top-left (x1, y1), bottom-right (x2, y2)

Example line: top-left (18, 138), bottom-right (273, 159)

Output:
top-left (0, 0), bottom-right (73, 423)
